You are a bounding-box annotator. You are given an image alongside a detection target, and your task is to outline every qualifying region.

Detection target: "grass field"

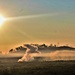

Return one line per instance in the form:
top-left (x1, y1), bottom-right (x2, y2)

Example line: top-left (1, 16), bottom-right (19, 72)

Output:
top-left (0, 57), bottom-right (75, 75)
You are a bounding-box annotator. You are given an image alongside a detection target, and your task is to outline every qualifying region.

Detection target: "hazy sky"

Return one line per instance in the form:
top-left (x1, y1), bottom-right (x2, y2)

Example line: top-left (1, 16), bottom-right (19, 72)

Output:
top-left (0, 0), bottom-right (75, 51)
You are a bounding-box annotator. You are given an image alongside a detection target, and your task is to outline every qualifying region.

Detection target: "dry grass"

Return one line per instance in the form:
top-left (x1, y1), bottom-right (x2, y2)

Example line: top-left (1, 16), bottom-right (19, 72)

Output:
top-left (0, 57), bottom-right (75, 75)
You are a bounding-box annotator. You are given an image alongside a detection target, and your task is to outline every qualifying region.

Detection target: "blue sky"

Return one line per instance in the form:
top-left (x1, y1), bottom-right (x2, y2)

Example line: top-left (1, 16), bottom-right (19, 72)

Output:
top-left (0, 0), bottom-right (75, 51)
top-left (0, 0), bottom-right (75, 16)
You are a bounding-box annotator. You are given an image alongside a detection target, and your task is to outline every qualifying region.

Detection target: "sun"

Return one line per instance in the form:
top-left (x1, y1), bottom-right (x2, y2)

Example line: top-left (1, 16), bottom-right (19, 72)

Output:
top-left (0, 15), bottom-right (6, 26)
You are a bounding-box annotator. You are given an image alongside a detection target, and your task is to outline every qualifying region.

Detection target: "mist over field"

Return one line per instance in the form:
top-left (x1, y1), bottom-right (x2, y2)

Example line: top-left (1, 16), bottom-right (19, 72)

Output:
top-left (0, 45), bottom-right (75, 75)
top-left (0, 49), bottom-right (75, 62)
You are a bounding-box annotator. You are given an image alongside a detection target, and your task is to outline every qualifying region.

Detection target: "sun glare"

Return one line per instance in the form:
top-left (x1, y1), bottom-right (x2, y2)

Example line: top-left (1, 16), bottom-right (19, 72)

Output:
top-left (0, 15), bottom-right (6, 26)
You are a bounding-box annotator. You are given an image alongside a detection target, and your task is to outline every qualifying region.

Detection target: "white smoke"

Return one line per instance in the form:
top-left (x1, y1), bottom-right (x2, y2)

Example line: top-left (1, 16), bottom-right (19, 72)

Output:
top-left (36, 50), bottom-right (75, 61)
top-left (18, 44), bottom-right (41, 62)
top-left (18, 45), bottom-right (75, 62)
top-left (49, 50), bottom-right (75, 60)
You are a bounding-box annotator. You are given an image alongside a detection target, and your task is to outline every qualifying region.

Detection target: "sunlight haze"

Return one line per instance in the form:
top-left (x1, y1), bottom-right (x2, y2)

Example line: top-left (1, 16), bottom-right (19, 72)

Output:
top-left (0, 0), bottom-right (75, 51)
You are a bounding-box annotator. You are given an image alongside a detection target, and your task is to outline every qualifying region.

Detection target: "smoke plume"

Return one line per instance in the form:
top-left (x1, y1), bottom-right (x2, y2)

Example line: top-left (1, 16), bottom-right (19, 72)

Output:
top-left (18, 44), bottom-right (75, 62)
top-left (18, 44), bottom-right (41, 62)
